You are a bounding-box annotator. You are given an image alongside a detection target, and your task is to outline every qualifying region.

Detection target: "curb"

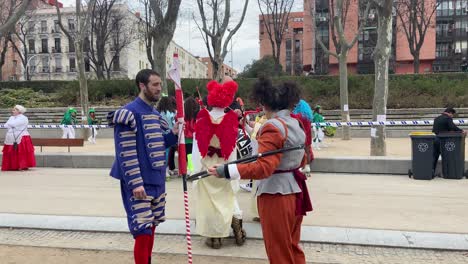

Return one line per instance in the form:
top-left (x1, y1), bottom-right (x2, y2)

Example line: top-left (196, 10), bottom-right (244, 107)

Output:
top-left (1, 213), bottom-right (467, 251)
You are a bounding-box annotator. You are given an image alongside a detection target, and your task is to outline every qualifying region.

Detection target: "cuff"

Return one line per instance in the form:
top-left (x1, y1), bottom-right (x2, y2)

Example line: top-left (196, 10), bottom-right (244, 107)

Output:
top-left (227, 164), bottom-right (240, 180)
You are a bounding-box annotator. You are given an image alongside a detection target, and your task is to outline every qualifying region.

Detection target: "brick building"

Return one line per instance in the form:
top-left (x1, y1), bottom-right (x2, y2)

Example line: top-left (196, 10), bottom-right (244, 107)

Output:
top-left (259, 0), bottom-right (468, 75)
top-left (201, 57), bottom-right (238, 79)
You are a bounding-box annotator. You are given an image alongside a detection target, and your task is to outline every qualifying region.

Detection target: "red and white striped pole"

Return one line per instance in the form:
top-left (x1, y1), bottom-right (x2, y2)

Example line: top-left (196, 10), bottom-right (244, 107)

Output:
top-left (168, 53), bottom-right (192, 263)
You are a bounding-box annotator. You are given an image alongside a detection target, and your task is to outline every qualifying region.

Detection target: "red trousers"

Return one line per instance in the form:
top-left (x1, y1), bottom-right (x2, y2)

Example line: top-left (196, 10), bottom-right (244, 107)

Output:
top-left (258, 193), bottom-right (305, 264)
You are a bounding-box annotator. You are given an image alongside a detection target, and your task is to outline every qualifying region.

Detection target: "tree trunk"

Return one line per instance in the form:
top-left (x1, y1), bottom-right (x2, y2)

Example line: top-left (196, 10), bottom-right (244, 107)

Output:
top-left (96, 65), bottom-right (105, 80)
top-left (96, 43), bottom-right (106, 80)
top-left (152, 36), bottom-right (169, 93)
top-left (75, 40), bottom-right (89, 138)
top-left (275, 42), bottom-right (282, 75)
top-left (0, 40), bottom-right (8, 81)
top-left (339, 52), bottom-right (351, 140)
top-left (214, 57), bottom-right (224, 81)
top-left (413, 52), bottom-right (420, 73)
top-left (370, 3), bottom-right (393, 156)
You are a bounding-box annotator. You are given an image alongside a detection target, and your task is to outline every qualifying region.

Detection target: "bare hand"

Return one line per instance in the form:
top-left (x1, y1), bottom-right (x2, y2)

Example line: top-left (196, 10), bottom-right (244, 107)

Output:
top-left (133, 186), bottom-right (146, 200)
top-left (172, 120), bottom-right (185, 135)
top-left (207, 164), bottom-right (222, 177)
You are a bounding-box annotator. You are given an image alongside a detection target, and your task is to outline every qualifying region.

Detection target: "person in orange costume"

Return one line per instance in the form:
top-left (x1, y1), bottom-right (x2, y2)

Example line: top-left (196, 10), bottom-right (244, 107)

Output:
top-left (208, 77), bottom-right (313, 264)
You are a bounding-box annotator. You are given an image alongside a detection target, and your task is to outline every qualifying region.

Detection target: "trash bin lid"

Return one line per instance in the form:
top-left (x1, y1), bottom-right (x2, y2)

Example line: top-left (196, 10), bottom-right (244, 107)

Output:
top-left (437, 132), bottom-right (466, 138)
top-left (409, 132), bottom-right (435, 136)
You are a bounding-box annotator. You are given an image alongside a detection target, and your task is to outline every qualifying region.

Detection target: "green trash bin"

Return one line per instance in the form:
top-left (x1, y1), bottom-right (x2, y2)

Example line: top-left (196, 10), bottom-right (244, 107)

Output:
top-left (409, 132), bottom-right (436, 180)
top-left (438, 132), bottom-right (466, 179)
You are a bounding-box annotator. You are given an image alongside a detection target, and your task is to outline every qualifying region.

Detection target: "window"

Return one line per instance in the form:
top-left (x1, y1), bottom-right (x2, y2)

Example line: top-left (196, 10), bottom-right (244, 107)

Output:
top-left (85, 57), bottom-right (90, 72)
top-left (69, 38), bottom-right (75, 52)
top-left (13, 60), bottom-right (18, 69)
top-left (41, 39), bottom-right (48, 53)
top-left (84, 37), bottom-right (90, 52)
top-left (54, 20), bottom-right (60, 32)
top-left (113, 56), bottom-right (120, 71)
top-left (41, 21), bottom-right (47, 33)
top-left (28, 39), bottom-right (35, 53)
top-left (55, 57), bottom-right (62, 72)
top-left (54, 38), bottom-right (61, 52)
top-left (436, 43), bottom-right (449, 58)
top-left (455, 41), bottom-right (468, 53)
top-left (285, 39), bottom-right (292, 74)
top-left (28, 21), bottom-right (35, 33)
top-left (69, 58), bottom-right (76, 72)
top-left (42, 57), bottom-right (49, 72)
top-left (68, 19), bottom-right (75, 31)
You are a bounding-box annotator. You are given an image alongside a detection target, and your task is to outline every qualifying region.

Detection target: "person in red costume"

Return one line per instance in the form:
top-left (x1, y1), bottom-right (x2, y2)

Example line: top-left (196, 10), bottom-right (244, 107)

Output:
top-left (191, 76), bottom-right (246, 249)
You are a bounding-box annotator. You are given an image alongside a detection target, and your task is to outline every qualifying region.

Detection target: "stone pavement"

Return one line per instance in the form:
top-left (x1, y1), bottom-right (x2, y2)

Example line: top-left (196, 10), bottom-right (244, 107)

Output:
top-left (1, 228), bottom-right (468, 264)
top-left (1, 168), bottom-right (468, 233)
top-left (1, 168), bottom-right (468, 250)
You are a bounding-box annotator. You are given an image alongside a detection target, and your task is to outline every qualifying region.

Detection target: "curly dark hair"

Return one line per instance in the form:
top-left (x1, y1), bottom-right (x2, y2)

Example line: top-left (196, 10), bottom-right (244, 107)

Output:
top-left (184, 96), bottom-right (200, 121)
top-left (250, 77), bottom-right (301, 111)
top-left (157, 96), bottom-right (176, 113)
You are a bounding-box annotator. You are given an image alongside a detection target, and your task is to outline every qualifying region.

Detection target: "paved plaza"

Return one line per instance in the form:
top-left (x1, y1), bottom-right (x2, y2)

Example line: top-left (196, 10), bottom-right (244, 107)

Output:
top-left (1, 228), bottom-right (468, 264)
top-left (1, 168), bottom-right (468, 233)
top-left (1, 138), bottom-right (468, 262)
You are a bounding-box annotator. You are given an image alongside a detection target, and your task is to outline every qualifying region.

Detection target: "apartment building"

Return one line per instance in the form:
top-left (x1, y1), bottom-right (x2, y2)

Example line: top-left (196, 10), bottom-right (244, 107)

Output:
top-left (6, 0), bottom-right (207, 81)
top-left (259, 0), bottom-right (468, 75)
top-left (201, 57), bottom-right (238, 79)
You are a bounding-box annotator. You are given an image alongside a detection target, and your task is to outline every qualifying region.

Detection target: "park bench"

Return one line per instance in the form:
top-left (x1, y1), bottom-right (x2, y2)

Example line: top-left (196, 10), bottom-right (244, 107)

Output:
top-left (32, 138), bottom-right (84, 153)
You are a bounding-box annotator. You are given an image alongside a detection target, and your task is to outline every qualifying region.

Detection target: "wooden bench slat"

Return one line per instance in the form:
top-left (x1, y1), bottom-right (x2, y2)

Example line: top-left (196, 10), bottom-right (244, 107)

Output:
top-left (32, 138), bottom-right (84, 147)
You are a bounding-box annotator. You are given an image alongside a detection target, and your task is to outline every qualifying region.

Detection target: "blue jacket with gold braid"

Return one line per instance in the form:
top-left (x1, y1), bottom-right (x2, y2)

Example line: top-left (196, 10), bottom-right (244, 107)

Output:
top-left (108, 97), bottom-right (177, 189)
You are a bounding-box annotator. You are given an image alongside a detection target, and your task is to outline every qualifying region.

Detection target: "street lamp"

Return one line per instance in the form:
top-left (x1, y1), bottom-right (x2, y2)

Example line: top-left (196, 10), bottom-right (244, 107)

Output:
top-left (227, 28), bottom-right (234, 71)
top-left (25, 53), bottom-right (40, 81)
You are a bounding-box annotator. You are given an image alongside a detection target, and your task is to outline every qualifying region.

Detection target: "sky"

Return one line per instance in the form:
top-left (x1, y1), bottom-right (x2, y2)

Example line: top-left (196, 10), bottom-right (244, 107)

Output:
top-left (59, 0), bottom-right (303, 72)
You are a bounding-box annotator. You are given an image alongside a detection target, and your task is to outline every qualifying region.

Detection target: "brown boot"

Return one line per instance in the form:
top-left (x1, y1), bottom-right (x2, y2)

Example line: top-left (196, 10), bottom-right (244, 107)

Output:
top-left (205, 237), bottom-right (223, 249)
top-left (231, 217), bottom-right (246, 246)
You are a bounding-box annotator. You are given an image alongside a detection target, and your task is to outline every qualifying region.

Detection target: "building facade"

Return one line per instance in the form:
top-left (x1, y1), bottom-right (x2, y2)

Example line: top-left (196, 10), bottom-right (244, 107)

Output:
top-left (166, 42), bottom-right (208, 79)
top-left (259, 11), bottom-right (309, 76)
top-left (5, 0), bottom-right (207, 81)
top-left (201, 57), bottom-right (238, 79)
top-left (259, 0), bottom-right (467, 75)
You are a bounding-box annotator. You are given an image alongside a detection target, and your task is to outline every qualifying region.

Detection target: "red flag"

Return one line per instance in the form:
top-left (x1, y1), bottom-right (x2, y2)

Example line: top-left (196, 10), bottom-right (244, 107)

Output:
top-left (168, 53), bottom-right (187, 176)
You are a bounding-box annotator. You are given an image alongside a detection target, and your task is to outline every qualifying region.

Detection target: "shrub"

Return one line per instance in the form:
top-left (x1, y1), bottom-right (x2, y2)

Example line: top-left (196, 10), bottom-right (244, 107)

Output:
top-left (1, 73), bottom-right (467, 109)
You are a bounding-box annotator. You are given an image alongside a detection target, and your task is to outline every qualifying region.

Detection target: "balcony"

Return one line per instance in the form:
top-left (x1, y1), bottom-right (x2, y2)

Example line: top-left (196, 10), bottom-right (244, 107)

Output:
top-left (52, 47), bottom-right (62, 53)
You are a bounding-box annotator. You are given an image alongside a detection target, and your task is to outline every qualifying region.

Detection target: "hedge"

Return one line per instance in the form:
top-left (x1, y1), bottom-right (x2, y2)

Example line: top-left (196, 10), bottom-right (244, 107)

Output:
top-left (0, 73), bottom-right (467, 109)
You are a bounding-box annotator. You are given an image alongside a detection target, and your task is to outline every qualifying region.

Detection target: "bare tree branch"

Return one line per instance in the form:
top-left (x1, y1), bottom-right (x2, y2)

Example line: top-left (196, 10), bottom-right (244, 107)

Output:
top-left (0, 0), bottom-right (33, 38)
top-left (258, 0), bottom-right (293, 75)
top-left (197, 0), bottom-right (249, 80)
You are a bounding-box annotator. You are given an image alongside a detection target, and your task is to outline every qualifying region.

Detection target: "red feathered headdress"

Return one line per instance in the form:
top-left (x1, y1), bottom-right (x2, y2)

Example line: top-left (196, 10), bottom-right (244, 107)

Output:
top-left (206, 80), bottom-right (238, 108)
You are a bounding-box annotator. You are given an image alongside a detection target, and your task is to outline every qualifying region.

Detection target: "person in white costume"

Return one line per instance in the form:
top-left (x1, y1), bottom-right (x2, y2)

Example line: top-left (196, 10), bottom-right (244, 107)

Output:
top-left (191, 76), bottom-right (246, 249)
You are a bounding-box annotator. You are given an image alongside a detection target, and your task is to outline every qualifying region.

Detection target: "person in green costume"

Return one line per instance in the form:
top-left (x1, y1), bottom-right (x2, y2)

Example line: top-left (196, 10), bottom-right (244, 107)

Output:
top-left (312, 105), bottom-right (325, 149)
top-left (87, 108), bottom-right (100, 144)
top-left (61, 107), bottom-right (77, 139)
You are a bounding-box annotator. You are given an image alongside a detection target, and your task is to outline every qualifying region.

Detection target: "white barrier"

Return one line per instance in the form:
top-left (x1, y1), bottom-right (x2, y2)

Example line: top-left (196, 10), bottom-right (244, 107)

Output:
top-left (0, 119), bottom-right (466, 129)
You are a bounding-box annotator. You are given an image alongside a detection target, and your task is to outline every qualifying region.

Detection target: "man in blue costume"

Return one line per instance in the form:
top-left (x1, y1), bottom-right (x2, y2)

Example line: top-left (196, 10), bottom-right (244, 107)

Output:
top-left (107, 69), bottom-right (180, 264)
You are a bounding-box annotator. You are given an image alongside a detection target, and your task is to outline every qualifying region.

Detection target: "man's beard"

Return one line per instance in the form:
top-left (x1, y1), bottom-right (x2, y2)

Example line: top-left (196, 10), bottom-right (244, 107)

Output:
top-left (143, 86), bottom-right (159, 103)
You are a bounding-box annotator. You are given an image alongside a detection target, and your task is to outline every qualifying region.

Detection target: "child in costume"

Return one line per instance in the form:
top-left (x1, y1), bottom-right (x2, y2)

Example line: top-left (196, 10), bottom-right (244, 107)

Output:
top-left (61, 107), bottom-right (77, 139)
top-left (312, 105), bottom-right (325, 149)
top-left (191, 76), bottom-right (246, 249)
top-left (87, 108), bottom-right (100, 144)
top-left (293, 99), bottom-right (314, 176)
top-left (157, 96), bottom-right (177, 177)
top-left (184, 96), bottom-right (200, 175)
